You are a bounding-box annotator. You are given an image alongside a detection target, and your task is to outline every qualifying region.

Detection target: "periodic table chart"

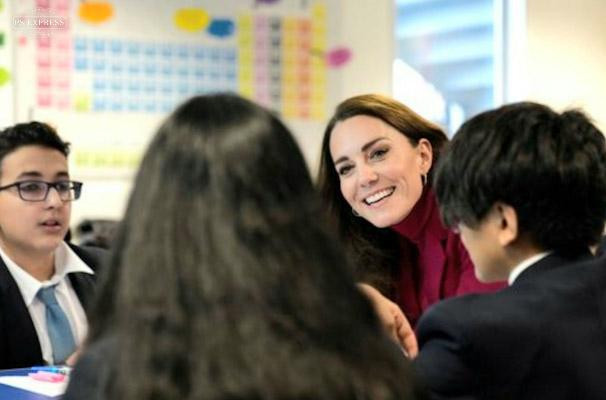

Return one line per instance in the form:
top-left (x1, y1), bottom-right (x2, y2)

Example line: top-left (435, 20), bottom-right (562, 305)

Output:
top-left (8, 0), bottom-right (337, 177)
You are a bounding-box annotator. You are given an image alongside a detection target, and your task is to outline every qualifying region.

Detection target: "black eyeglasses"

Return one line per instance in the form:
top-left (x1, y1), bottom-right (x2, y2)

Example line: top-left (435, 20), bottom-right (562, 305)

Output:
top-left (0, 180), bottom-right (83, 202)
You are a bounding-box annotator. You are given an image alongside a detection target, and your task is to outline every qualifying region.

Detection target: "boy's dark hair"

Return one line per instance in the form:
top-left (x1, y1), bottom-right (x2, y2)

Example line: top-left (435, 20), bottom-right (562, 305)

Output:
top-left (0, 121), bottom-right (70, 174)
top-left (435, 101), bottom-right (606, 255)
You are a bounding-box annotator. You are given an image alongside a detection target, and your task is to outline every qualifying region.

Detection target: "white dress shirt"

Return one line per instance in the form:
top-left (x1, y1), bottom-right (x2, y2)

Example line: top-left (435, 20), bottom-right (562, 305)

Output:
top-left (508, 251), bottom-right (551, 285)
top-left (1, 242), bottom-right (94, 364)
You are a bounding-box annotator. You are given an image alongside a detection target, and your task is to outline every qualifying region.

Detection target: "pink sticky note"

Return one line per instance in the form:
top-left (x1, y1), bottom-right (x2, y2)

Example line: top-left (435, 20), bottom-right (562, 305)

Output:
top-left (56, 57), bottom-right (70, 70)
top-left (56, 74), bottom-right (70, 88)
top-left (37, 36), bottom-right (51, 48)
top-left (37, 49), bottom-right (51, 67)
top-left (57, 95), bottom-right (70, 110)
top-left (55, 0), bottom-right (70, 11)
top-left (28, 371), bottom-right (66, 383)
top-left (326, 47), bottom-right (352, 68)
top-left (38, 73), bottom-right (51, 87)
top-left (55, 36), bottom-right (70, 50)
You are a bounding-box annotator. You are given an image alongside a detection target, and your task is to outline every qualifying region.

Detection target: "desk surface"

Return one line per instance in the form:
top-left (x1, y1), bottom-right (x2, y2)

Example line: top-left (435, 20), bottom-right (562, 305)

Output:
top-left (0, 368), bottom-right (63, 400)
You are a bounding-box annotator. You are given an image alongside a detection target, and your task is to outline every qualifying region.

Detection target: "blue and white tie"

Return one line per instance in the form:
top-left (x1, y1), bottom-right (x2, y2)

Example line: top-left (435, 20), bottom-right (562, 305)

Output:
top-left (37, 285), bottom-right (76, 364)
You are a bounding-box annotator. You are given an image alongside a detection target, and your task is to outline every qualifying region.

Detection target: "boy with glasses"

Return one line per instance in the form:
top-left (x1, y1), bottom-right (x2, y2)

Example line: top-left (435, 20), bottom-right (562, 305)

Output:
top-left (0, 121), bottom-right (106, 368)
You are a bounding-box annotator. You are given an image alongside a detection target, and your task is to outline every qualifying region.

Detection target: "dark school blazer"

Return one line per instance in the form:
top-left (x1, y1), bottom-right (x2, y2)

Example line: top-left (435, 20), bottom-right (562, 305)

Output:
top-left (414, 252), bottom-right (606, 400)
top-left (0, 243), bottom-right (107, 369)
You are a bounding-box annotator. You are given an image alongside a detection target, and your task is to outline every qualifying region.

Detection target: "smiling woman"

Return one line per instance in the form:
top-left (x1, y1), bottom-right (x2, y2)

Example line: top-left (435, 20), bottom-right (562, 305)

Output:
top-left (318, 94), bottom-right (505, 349)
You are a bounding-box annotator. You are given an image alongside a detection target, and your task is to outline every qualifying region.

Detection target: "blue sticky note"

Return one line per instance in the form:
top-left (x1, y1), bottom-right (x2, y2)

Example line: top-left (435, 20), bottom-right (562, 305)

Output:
top-left (160, 44), bottom-right (173, 58)
top-left (178, 83), bottom-right (188, 95)
top-left (127, 42), bottom-right (141, 56)
top-left (111, 63), bottom-right (124, 74)
top-left (161, 83), bottom-right (173, 95)
top-left (111, 101), bottom-right (123, 112)
top-left (129, 63), bottom-right (141, 75)
top-left (93, 79), bottom-right (107, 91)
top-left (111, 80), bottom-right (123, 92)
top-left (193, 46), bottom-right (205, 60)
top-left (145, 101), bottom-right (157, 113)
top-left (161, 64), bottom-right (173, 77)
top-left (193, 68), bottom-right (205, 79)
top-left (144, 64), bottom-right (157, 76)
top-left (144, 44), bottom-right (157, 57)
top-left (74, 37), bottom-right (87, 52)
top-left (92, 59), bottom-right (106, 72)
top-left (74, 58), bottom-right (88, 71)
top-left (128, 81), bottom-right (141, 94)
top-left (209, 48), bottom-right (221, 62)
top-left (177, 45), bottom-right (188, 59)
top-left (144, 82), bottom-right (156, 94)
top-left (110, 40), bottom-right (123, 55)
top-left (93, 97), bottom-right (107, 111)
top-left (207, 19), bottom-right (235, 38)
top-left (92, 39), bottom-right (106, 53)
top-left (177, 66), bottom-right (188, 78)
top-left (128, 100), bottom-right (140, 111)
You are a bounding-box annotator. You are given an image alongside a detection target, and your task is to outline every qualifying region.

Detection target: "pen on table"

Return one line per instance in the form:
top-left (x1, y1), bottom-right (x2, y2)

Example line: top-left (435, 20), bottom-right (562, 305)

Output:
top-left (30, 366), bottom-right (71, 375)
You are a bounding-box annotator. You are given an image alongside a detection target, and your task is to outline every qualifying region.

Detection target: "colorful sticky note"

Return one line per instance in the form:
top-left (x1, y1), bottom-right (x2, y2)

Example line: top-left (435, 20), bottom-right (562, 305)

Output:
top-left (255, 0), bottom-right (280, 5)
top-left (74, 93), bottom-right (91, 112)
top-left (207, 19), bottom-right (235, 38)
top-left (79, 1), bottom-right (114, 24)
top-left (0, 67), bottom-right (10, 86)
top-left (174, 8), bottom-right (210, 33)
top-left (0, 32), bottom-right (4, 47)
top-left (326, 47), bottom-right (352, 68)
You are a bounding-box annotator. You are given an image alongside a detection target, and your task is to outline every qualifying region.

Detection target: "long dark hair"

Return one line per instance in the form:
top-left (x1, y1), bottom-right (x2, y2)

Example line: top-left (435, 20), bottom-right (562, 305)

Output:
top-left (317, 94), bottom-right (448, 295)
top-left (87, 94), bottom-right (420, 400)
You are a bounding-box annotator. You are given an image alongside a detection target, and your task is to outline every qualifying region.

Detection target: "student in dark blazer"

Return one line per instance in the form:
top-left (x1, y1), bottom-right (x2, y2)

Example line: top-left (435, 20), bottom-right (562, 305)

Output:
top-left (414, 102), bottom-right (606, 400)
top-left (0, 122), bottom-right (106, 369)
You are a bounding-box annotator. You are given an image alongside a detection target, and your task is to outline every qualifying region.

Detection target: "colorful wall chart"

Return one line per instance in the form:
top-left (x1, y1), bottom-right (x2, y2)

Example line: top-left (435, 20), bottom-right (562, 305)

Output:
top-left (238, 3), bottom-right (326, 120)
top-left (0, 0), bottom-right (13, 126)
top-left (29, 0), bottom-right (329, 121)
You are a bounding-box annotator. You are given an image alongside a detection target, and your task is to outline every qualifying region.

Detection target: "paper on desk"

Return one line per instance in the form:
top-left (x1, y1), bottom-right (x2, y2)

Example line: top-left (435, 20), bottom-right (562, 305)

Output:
top-left (0, 375), bottom-right (68, 397)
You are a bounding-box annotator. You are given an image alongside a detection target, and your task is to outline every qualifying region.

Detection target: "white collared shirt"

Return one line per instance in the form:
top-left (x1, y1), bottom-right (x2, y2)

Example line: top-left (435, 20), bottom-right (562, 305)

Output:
top-left (508, 251), bottom-right (551, 285)
top-left (1, 242), bottom-right (94, 365)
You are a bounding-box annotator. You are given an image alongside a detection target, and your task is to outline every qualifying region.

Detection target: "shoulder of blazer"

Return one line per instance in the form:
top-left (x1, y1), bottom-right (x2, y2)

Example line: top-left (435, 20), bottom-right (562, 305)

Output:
top-left (0, 255), bottom-right (45, 368)
top-left (66, 243), bottom-right (109, 311)
top-left (67, 242), bottom-right (109, 273)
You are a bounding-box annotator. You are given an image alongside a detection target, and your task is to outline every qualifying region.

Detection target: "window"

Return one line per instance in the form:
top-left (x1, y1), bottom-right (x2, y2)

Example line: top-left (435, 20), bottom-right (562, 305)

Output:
top-left (394, 0), bottom-right (503, 134)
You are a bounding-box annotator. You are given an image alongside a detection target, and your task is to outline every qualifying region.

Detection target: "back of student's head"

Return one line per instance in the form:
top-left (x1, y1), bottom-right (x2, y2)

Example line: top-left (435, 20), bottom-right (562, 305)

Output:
top-left (435, 101), bottom-right (606, 255)
top-left (91, 93), bottom-right (419, 400)
top-left (0, 121), bottom-right (70, 175)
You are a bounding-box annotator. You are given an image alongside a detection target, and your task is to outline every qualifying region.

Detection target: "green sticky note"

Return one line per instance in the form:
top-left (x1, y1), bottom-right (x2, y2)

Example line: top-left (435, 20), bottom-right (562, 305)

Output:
top-left (0, 32), bottom-right (4, 47)
top-left (0, 67), bottom-right (11, 86)
top-left (0, 0), bottom-right (3, 13)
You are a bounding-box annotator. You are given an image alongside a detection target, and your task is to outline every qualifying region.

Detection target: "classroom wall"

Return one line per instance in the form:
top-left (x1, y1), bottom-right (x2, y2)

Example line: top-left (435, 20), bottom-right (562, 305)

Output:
top-left (524, 0), bottom-right (606, 131)
top-left (64, 0), bottom-right (395, 228)
top-left (6, 0), bottom-right (606, 230)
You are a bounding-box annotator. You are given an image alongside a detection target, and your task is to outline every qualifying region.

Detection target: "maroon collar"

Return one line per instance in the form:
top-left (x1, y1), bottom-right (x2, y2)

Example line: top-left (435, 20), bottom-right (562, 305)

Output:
top-left (390, 188), bottom-right (448, 243)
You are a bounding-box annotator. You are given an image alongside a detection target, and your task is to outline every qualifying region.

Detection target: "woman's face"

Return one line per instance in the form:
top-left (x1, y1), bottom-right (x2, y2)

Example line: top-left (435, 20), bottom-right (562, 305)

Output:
top-left (329, 115), bottom-right (432, 228)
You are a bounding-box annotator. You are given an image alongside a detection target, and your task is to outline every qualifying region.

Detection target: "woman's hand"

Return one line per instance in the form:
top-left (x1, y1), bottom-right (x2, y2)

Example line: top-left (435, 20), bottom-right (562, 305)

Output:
top-left (358, 283), bottom-right (418, 358)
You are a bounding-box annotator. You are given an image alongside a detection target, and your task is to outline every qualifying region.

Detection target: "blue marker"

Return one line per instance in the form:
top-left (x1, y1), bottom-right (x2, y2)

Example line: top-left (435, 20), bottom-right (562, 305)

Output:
top-left (30, 366), bottom-right (71, 374)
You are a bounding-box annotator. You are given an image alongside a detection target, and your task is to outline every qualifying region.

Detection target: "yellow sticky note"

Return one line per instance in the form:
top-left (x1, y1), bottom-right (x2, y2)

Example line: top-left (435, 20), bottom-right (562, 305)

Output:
top-left (174, 8), bottom-right (210, 32)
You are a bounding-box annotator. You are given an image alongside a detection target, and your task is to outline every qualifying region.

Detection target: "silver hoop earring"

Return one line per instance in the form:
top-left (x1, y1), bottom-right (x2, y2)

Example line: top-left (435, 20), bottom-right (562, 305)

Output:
top-left (352, 208), bottom-right (360, 217)
top-left (421, 173), bottom-right (428, 186)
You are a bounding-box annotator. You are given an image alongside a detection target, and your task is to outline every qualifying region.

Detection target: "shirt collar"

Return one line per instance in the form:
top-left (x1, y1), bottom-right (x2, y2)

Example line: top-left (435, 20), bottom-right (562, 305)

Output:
top-left (0, 242), bottom-right (94, 306)
top-left (391, 188), bottom-right (448, 243)
top-left (508, 251), bottom-right (552, 285)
